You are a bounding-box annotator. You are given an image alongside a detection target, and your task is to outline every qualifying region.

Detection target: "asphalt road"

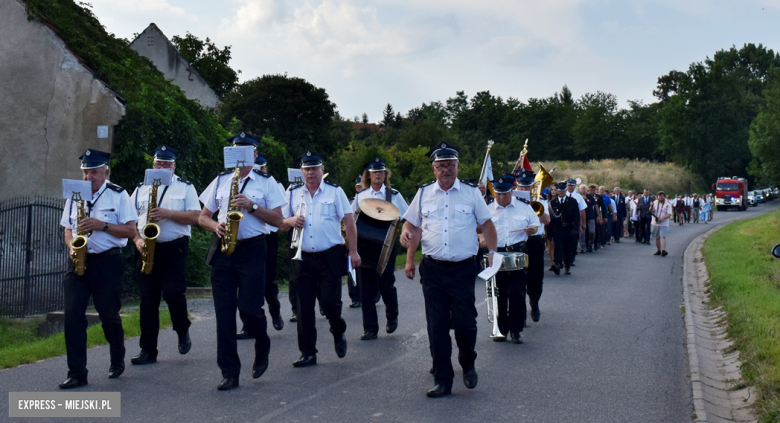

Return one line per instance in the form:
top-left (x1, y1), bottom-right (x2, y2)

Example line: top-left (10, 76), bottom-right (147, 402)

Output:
top-left (2, 201), bottom-right (778, 422)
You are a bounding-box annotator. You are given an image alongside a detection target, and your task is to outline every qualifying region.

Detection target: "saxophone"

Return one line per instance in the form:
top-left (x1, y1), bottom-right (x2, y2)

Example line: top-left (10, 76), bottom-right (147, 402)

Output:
top-left (70, 192), bottom-right (89, 276)
top-left (140, 179), bottom-right (162, 275)
top-left (221, 164), bottom-right (244, 255)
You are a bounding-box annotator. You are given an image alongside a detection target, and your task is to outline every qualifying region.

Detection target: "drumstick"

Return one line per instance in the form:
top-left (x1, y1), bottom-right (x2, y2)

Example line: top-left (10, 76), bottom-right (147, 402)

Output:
top-left (510, 225), bottom-right (539, 233)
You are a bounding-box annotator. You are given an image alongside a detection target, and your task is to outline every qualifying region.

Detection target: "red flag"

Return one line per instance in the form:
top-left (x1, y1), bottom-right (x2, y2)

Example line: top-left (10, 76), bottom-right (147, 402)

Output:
top-left (514, 155), bottom-right (532, 173)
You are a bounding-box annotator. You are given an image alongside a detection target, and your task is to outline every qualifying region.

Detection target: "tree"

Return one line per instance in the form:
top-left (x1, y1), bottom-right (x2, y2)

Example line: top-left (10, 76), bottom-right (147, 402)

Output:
top-left (572, 91), bottom-right (619, 159)
top-left (748, 67), bottom-right (780, 185)
top-left (171, 32), bottom-right (241, 98)
top-left (219, 74), bottom-right (337, 156)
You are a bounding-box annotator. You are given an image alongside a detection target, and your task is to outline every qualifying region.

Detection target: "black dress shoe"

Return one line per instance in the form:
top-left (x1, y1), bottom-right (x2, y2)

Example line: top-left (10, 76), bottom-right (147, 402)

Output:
top-left (236, 328), bottom-right (253, 340)
top-left (548, 266), bottom-right (556, 272)
top-left (349, 300), bottom-right (361, 309)
top-left (463, 368), bottom-right (478, 389)
top-left (531, 309), bottom-right (541, 322)
top-left (662, 250), bottom-right (668, 256)
top-left (59, 377), bottom-right (88, 389)
top-left (564, 266), bottom-right (571, 275)
top-left (386, 318), bottom-right (398, 334)
top-left (360, 331), bottom-right (378, 340)
top-left (293, 355), bottom-right (317, 367)
top-left (426, 384), bottom-right (452, 398)
top-left (290, 313), bottom-right (298, 323)
top-left (272, 315), bottom-right (284, 331)
top-left (178, 330), bottom-right (192, 354)
top-left (217, 378), bottom-right (239, 390)
top-left (508, 331), bottom-right (523, 344)
top-left (654, 250), bottom-right (661, 256)
top-left (108, 363), bottom-right (124, 379)
top-left (253, 355), bottom-right (269, 379)
top-left (131, 350), bottom-right (157, 365)
top-left (552, 265), bottom-right (560, 276)
top-left (334, 333), bottom-right (347, 358)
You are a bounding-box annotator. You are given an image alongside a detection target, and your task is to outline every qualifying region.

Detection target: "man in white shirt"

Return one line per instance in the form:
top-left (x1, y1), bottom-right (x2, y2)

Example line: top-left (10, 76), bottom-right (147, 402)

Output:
top-left (650, 191), bottom-right (673, 256)
top-left (400, 142), bottom-right (497, 398)
top-left (487, 173), bottom-right (539, 343)
top-left (129, 145), bottom-right (201, 366)
top-left (198, 133), bottom-right (286, 390)
top-left (280, 151), bottom-right (361, 368)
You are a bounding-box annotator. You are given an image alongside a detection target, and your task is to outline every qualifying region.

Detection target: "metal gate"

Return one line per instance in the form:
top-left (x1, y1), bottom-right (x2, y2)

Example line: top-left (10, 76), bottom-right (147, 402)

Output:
top-left (0, 196), bottom-right (69, 318)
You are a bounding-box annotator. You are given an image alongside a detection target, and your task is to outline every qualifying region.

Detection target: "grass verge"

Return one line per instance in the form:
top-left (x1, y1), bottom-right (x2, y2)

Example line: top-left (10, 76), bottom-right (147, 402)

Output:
top-left (702, 208), bottom-right (780, 421)
top-left (0, 310), bottom-right (172, 369)
top-left (395, 249), bottom-right (424, 270)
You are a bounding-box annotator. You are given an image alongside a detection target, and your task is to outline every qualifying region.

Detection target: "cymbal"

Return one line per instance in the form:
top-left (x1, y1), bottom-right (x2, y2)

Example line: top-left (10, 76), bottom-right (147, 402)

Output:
top-left (358, 198), bottom-right (400, 221)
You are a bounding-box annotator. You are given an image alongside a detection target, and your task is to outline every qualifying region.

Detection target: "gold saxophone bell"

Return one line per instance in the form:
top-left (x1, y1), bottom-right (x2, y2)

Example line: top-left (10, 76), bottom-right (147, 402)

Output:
top-left (221, 164), bottom-right (244, 256)
top-left (141, 179), bottom-right (162, 275)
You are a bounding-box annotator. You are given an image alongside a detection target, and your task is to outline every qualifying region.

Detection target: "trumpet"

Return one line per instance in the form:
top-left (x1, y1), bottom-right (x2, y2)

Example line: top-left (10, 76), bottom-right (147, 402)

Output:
top-left (290, 186), bottom-right (306, 261)
top-left (482, 255), bottom-right (504, 340)
top-left (70, 192), bottom-right (88, 276)
top-left (140, 178), bottom-right (161, 275)
top-left (221, 162), bottom-right (244, 256)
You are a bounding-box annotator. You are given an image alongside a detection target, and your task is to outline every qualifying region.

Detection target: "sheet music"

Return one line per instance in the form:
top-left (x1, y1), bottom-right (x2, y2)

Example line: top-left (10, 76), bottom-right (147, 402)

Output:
top-left (477, 252), bottom-right (504, 281)
top-left (143, 169), bottom-right (173, 186)
top-left (287, 168), bottom-right (303, 184)
top-left (513, 190), bottom-right (531, 201)
top-left (62, 180), bottom-right (93, 201)
top-left (223, 146), bottom-right (254, 169)
top-left (348, 257), bottom-right (356, 284)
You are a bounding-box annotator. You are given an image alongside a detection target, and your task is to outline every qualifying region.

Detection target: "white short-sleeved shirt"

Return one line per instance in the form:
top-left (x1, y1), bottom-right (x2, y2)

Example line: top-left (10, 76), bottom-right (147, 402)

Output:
top-left (351, 185), bottom-right (409, 219)
top-left (199, 170), bottom-right (287, 240)
top-left (566, 190), bottom-right (588, 211)
top-left (651, 200), bottom-right (674, 227)
top-left (283, 181), bottom-right (353, 253)
top-left (60, 180), bottom-right (137, 254)
top-left (131, 174), bottom-right (201, 242)
top-left (488, 198), bottom-right (541, 247)
top-left (403, 179), bottom-right (492, 262)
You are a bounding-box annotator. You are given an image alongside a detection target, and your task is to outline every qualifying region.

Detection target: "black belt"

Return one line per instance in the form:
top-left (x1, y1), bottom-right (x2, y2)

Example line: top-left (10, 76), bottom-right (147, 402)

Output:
top-left (236, 234), bottom-right (266, 245)
top-left (157, 236), bottom-right (190, 246)
top-left (88, 247), bottom-right (121, 257)
top-left (529, 234), bottom-right (544, 239)
top-left (303, 244), bottom-right (344, 257)
top-left (498, 241), bottom-right (526, 253)
top-left (423, 256), bottom-right (475, 265)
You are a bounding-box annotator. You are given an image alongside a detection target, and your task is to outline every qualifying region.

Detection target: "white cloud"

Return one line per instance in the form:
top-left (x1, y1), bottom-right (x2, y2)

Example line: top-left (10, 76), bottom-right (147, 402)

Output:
top-left (92, 0), bottom-right (196, 22)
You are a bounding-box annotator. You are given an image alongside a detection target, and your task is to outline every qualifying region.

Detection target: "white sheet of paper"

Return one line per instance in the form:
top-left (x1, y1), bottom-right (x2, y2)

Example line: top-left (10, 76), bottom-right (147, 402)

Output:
top-left (348, 257), bottom-right (356, 284)
top-left (62, 180), bottom-right (93, 201)
top-left (143, 169), bottom-right (173, 186)
top-left (513, 190), bottom-right (531, 201)
top-left (223, 146), bottom-right (254, 169)
top-left (477, 252), bottom-right (504, 281)
top-left (287, 168), bottom-right (303, 184)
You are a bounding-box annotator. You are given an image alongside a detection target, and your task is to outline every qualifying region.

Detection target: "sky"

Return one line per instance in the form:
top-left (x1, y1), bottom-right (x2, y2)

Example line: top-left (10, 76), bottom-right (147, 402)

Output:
top-left (89, 0), bottom-right (780, 121)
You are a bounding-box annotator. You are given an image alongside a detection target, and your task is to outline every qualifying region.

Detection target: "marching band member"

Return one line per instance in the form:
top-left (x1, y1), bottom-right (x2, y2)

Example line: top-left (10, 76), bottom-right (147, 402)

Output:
top-left (59, 150), bottom-right (137, 389)
top-left (564, 179), bottom-right (587, 265)
top-left (280, 151), bottom-right (361, 368)
top-left (348, 174), bottom-right (365, 308)
top-left (198, 133), bottom-right (286, 390)
top-left (237, 154), bottom-right (286, 340)
top-left (400, 142), bottom-right (497, 398)
top-left (550, 182), bottom-right (580, 275)
top-left (352, 158), bottom-right (409, 340)
top-left (129, 146), bottom-right (200, 366)
top-left (514, 169), bottom-right (549, 323)
top-left (487, 174), bottom-right (539, 343)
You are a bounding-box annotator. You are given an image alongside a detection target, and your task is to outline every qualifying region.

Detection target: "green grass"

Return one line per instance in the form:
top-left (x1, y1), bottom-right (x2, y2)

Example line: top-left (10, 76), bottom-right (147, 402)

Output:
top-left (702, 208), bottom-right (780, 421)
top-left (0, 310), bottom-right (172, 369)
top-left (395, 249), bottom-right (423, 270)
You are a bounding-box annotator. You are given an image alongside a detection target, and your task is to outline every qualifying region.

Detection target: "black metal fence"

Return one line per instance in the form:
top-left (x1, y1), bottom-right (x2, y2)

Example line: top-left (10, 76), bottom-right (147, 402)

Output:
top-left (0, 196), bottom-right (69, 318)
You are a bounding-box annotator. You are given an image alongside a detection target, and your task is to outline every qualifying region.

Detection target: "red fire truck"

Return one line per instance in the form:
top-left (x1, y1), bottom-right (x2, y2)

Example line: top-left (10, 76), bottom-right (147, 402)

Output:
top-left (714, 176), bottom-right (748, 211)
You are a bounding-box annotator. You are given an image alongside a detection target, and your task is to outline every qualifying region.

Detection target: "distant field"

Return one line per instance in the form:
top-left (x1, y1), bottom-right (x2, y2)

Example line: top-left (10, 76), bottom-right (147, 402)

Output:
top-left (533, 159), bottom-right (709, 196)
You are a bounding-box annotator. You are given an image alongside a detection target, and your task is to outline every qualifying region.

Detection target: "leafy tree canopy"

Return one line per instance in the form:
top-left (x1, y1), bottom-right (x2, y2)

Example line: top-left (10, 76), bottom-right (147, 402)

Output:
top-left (171, 32), bottom-right (241, 99)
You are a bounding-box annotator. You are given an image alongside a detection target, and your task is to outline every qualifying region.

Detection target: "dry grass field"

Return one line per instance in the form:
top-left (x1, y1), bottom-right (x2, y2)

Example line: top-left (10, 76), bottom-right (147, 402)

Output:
top-left (535, 159), bottom-right (709, 195)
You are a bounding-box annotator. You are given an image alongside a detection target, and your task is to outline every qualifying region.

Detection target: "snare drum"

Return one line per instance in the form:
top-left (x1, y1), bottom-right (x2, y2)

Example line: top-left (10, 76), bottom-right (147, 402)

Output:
top-left (483, 252), bottom-right (528, 272)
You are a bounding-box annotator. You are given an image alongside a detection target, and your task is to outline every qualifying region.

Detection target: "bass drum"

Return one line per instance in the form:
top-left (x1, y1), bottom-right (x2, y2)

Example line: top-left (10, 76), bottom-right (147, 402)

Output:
top-left (355, 198), bottom-right (401, 270)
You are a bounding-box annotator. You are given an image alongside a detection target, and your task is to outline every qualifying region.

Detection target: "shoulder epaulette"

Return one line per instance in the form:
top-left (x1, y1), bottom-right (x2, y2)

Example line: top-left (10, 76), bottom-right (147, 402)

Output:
top-left (460, 179), bottom-right (477, 188)
top-left (253, 169), bottom-right (271, 178)
top-left (391, 188), bottom-right (399, 195)
top-left (289, 183), bottom-right (304, 190)
top-left (324, 180), bottom-right (339, 187)
top-left (517, 197), bottom-right (530, 204)
top-left (136, 181), bottom-right (143, 187)
top-left (218, 170), bottom-right (232, 176)
top-left (179, 179), bottom-right (192, 185)
top-left (107, 182), bottom-right (125, 193)
top-left (420, 180), bottom-right (435, 188)
top-left (486, 196), bottom-right (495, 205)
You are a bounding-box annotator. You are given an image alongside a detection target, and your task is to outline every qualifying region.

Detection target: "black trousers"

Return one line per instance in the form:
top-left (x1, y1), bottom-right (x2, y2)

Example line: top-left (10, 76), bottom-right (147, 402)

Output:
top-left (420, 257), bottom-right (478, 387)
top-left (495, 269), bottom-right (527, 334)
top-left (63, 248), bottom-right (125, 379)
top-left (525, 235), bottom-right (545, 304)
top-left (640, 217), bottom-right (652, 242)
top-left (211, 236), bottom-right (269, 379)
top-left (137, 237), bottom-right (191, 355)
top-left (357, 251), bottom-right (398, 333)
top-left (264, 233), bottom-right (281, 318)
top-left (290, 245), bottom-right (348, 356)
top-left (553, 228), bottom-right (576, 267)
top-left (348, 272), bottom-right (361, 302)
